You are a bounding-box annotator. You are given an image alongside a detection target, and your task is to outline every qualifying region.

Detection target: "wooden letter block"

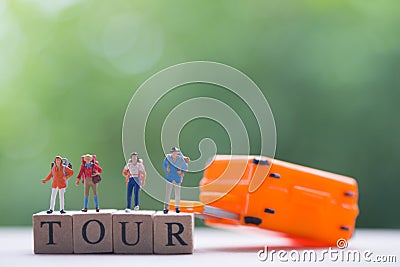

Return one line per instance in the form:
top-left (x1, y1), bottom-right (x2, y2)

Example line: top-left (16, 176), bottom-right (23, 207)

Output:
top-left (72, 209), bottom-right (115, 253)
top-left (112, 210), bottom-right (155, 254)
top-left (153, 212), bottom-right (194, 254)
top-left (32, 211), bottom-right (73, 254)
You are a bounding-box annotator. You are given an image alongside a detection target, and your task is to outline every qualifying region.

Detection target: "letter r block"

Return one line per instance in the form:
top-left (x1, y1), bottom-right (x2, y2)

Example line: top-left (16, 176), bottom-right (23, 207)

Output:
top-left (153, 212), bottom-right (194, 254)
top-left (72, 210), bottom-right (115, 253)
top-left (32, 211), bottom-right (73, 254)
top-left (112, 210), bottom-right (155, 254)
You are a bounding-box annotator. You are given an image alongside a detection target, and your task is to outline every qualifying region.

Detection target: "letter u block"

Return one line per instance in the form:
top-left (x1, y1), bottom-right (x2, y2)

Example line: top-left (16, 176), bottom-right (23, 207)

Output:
top-left (72, 209), bottom-right (115, 253)
top-left (33, 212), bottom-right (73, 254)
top-left (153, 212), bottom-right (194, 254)
top-left (112, 210), bottom-right (155, 254)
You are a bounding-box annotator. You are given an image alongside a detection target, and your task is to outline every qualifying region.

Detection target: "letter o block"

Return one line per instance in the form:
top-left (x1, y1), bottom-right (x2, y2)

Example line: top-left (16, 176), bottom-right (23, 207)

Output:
top-left (33, 212), bottom-right (73, 254)
top-left (72, 210), bottom-right (115, 253)
top-left (153, 212), bottom-right (194, 254)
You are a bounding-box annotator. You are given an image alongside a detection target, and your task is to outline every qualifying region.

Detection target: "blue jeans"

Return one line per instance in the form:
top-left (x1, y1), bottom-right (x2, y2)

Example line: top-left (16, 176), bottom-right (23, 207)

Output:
top-left (127, 177), bottom-right (141, 209)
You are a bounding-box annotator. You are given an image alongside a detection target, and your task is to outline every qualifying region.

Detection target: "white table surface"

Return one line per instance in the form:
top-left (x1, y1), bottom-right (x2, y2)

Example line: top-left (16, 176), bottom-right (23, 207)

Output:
top-left (0, 227), bottom-right (399, 266)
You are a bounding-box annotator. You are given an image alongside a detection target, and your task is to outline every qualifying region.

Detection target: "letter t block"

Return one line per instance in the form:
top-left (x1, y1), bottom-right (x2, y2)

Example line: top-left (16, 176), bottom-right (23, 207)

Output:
top-left (153, 211), bottom-right (194, 254)
top-left (32, 211), bottom-right (73, 254)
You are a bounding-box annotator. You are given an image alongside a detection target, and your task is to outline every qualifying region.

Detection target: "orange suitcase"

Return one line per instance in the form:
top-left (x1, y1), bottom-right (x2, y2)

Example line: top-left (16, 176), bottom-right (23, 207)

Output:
top-left (172, 155), bottom-right (359, 245)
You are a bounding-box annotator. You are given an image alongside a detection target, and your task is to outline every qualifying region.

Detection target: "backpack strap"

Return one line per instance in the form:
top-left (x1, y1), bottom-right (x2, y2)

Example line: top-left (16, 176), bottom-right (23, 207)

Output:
top-left (91, 161), bottom-right (96, 175)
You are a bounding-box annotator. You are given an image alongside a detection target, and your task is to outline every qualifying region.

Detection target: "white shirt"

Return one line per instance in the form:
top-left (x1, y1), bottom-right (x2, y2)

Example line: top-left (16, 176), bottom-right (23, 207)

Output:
top-left (124, 161), bottom-right (145, 177)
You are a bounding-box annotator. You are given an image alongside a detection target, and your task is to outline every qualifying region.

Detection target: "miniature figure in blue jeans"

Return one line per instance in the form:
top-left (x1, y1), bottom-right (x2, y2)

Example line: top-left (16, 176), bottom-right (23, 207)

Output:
top-left (163, 147), bottom-right (190, 214)
top-left (123, 152), bottom-right (146, 212)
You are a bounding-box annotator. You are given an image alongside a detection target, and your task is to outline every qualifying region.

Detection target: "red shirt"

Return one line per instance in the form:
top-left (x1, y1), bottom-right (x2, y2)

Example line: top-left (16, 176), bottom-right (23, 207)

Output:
top-left (77, 163), bottom-right (102, 180)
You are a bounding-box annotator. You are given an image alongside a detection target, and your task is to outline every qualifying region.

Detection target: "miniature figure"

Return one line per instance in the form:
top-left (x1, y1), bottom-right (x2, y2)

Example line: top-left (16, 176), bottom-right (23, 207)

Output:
top-left (163, 147), bottom-right (190, 214)
top-left (42, 156), bottom-right (74, 214)
top-left (75, 154), bottom-right (103, 212)
top-left (122, 152), bottom-right (146, 212)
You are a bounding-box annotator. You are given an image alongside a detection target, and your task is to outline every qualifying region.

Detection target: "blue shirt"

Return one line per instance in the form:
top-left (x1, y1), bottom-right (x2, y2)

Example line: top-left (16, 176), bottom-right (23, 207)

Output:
top-left (163, 154), bottom-right (188, 183)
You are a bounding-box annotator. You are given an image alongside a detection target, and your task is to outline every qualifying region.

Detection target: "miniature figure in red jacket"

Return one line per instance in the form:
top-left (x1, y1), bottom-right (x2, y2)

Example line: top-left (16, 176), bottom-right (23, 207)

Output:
top-left (42, 156), bottom-right (74, 214)
top-left (75, 154), bottom-right (102, 212)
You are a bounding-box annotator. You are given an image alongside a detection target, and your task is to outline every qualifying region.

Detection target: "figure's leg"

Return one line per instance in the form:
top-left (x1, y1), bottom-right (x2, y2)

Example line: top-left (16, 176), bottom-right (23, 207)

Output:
top-left (59, 188), bottom-right (66, 213)
top-left (133, 178), bottom-right (140, 210)
top-left (164, 181), bottom-right (173, 213)
top-left (174, 182), bottom-right (181, 213)
top-left (92, 180), bottom-right (97, 196)
top-left (82, 179), bottom-right (89, 211)
top-left (92, 182), bottom-right (99, 210)
top-left (48, 188), bottom-right (57, 213)
top-left (126, 178), bottom-right (134, 210)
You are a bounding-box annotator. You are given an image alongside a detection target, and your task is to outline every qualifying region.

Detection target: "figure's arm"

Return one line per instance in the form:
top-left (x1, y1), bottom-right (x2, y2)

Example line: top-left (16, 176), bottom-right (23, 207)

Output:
top-left (177, 156), bottom-right (188, 175)
top-left (182, 157), bottom-right (189, 173)
top-left (75, 166), bottom-right (84, 185)
top-left (76, 165), bottom-right (83, 179)
top-left (122, 165), bottom-right (129, 177)
top-left (42, 171), bottom-right (52, 184)
top-left (163, 158), bottom-right (169, 172)
top-left (65, 167), bottom-right (74, 179)
top-left (94, 163), bottom-right (103, 174)
top-left (141, 164), bottom-right (146, 186)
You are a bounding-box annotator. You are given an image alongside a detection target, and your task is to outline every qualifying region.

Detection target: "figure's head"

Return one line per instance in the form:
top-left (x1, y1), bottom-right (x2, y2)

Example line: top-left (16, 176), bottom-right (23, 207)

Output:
top-left (170, 146), bottom-right (180, 157)
top-left (130, 152), bottom-right (138, 163)
top-left (83, 154), bottom-right (93, 164)
top-left (54, 156), bottom-right (62, 166)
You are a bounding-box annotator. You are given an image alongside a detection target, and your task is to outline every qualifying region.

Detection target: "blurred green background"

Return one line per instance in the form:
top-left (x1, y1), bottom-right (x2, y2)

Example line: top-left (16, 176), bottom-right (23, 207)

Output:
top-left (0, 0), bottom-right (399, 228)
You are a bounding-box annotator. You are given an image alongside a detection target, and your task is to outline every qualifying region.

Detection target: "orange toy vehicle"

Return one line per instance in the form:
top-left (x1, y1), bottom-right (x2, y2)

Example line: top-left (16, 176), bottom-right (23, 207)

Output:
top-left (171, 155), bottom-right (359, 246)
